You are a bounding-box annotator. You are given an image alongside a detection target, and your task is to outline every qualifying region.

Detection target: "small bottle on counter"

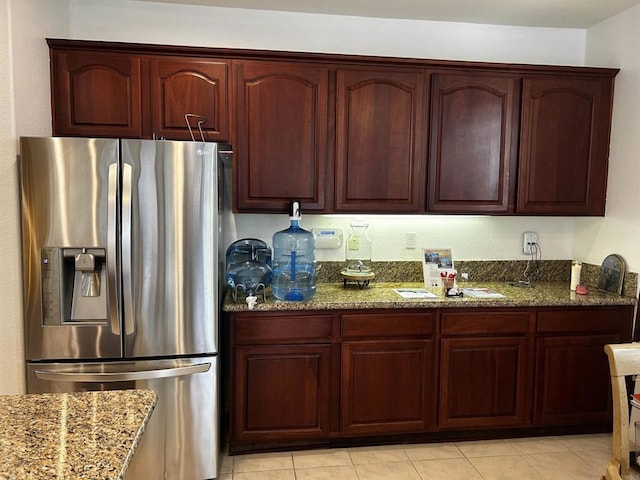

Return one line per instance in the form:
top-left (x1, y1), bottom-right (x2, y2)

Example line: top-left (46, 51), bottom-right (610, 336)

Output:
top-left (570, 260), bottom-right (582, 291)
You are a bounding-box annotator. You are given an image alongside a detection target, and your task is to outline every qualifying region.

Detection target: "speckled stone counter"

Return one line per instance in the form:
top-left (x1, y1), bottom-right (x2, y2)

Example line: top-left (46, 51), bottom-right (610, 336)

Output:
top-left (0, 390), bottom-right (157, 480)
top-left (223, 281), bottom-right (636, 312)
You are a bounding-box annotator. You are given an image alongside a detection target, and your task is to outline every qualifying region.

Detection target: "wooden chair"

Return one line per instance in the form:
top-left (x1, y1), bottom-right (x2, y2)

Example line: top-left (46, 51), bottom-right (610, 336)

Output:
top-left (605, 343), bottom-right (640, 480)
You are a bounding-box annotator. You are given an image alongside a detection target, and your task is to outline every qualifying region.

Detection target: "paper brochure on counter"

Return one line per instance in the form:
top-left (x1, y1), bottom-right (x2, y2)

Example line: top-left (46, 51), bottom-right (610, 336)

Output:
top-left (423, 248), bottom-right (454, 288)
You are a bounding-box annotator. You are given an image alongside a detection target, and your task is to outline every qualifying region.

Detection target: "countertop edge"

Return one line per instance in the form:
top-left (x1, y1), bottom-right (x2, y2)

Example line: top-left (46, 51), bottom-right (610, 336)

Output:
top-left (223, 281), bottom-right (637, 313)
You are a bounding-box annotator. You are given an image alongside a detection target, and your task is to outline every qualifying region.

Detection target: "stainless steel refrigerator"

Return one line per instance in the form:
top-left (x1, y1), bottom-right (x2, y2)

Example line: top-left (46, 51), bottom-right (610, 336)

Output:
top-left (19, 137), bottom-right (229, 480)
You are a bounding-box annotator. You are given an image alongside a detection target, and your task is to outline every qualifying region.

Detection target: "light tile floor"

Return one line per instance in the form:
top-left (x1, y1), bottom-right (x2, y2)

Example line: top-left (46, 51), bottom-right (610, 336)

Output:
top-left (218, 433), bottom-right (627, 479)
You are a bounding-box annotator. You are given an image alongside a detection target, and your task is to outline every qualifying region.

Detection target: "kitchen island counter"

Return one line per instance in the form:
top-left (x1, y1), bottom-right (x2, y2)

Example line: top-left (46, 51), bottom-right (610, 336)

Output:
top-left (0, 389), bottom-right (157, 480)
top-left (223, 281), bottom-right (636, 312)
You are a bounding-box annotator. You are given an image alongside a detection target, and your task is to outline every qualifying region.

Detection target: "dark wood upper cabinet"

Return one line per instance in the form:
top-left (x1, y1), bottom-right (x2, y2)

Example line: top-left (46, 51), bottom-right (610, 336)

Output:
top-left (51, 48), bottom-right (230, 141)
top-left (517, 75), bottom-right (614, 215)
top-left (335, 68), bottom-right (428, 212)
top-left (233, 61), bottom-right (329, 212)
top-left (51, 50), bottom-right (143, 138)
top-left (48, 40), bottom-right (618, 216)
top-left (428, 73), bottom-right (520, 213)
top-left (148, 57), bottom-right (229, 141)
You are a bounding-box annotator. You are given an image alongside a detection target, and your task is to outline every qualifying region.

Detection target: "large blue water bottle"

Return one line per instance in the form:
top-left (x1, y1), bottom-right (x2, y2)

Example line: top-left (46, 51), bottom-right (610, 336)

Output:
top-left (272, 200), bottom-right (316, 301)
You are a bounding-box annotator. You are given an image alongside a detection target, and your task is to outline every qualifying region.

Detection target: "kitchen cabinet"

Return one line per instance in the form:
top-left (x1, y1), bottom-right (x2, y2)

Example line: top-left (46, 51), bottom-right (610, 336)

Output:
top-left (149, 57), bottom-right (229, 141)
top-left (228, 303), bottom-right (633, 453)
top-left (233, 60), bottom-right (329, 212)
top-left (340, 313), bottom-right (435, 435)
top-left (428, 72), bottom-right (519, 213)
top-left (517, 75), bottom-right (614, 215)
top-left (48, 40), bottom-right (619, 215)
top-left (230, 313), bottom-right (335, 447)
top-left (51, 49), bottom-right (144, 138)
top-left (533, 308), bottom-right (630, 426)
top-left (335, 68), bottom-right (428, 212)
top-left (439, 311), bottom-right (532, 429)
top-left (50, 46), bottom-right (230, 141)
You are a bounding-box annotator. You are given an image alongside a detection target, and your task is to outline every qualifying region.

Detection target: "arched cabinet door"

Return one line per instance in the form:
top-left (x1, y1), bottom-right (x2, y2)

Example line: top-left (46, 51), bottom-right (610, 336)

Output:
top-left (149, 57), bottom-right (229, 142)
top-left (428, 72), bottom-right (520, 214)
top-left (335, 68), bottom-right (428, 213)
top-left (517, 75), bottom-right (614, 215)
top-left (51, 50), bottom-right (143, 138)
top-left (234, 61), bottom-right (329, 212)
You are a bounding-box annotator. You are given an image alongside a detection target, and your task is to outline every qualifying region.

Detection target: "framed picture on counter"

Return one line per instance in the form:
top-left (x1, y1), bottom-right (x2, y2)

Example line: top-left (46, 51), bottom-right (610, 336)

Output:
top-left (423, 248), bottom-right (454, 288)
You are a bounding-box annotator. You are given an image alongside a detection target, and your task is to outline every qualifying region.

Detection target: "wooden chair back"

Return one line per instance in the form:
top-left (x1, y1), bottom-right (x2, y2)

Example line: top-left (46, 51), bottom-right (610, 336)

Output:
top-left (605, 343), bottom-right (640, 480)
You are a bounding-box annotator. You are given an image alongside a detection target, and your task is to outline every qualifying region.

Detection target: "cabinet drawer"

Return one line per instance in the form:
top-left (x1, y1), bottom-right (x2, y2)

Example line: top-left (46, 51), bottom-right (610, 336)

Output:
top-left (536, 308), bottom-right (630, 334)
top-left (441, 311), bottom-right (530, 336)
top-left (233, 314), bottom-right (333, 343)
top-left (341, 313), bottom-right (434, 338)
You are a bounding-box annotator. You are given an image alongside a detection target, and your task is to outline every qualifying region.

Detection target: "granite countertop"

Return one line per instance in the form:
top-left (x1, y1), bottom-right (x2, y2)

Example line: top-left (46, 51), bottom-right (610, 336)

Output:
top-left (223, 281), bottom-right (637, 312)
top-left (0, 389), bottom-right (157, 480)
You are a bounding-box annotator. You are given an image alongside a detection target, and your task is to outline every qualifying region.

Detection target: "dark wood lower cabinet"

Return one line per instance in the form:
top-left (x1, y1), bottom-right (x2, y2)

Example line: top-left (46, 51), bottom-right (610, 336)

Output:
top-left (228, 305), bottom-right (633, 452)
top-left (342, 339), bottom-right (435, 435)
top-left (534, 334), bottom-right (619, 426)
top-left (233, 344), bottom-right (331, 442)
top-left (533, 308), bottom-right (632, 426)
top-left (439, 337), bottom-right (530, 429)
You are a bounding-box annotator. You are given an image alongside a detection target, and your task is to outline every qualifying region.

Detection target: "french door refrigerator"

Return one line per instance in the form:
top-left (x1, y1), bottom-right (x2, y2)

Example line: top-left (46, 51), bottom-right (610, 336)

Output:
top-left (19, 137), bottom-right (228, 480)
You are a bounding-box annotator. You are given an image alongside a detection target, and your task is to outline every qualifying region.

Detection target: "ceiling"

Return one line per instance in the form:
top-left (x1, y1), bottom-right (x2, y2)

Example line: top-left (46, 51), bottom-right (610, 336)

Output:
top-left (141, 0), bottom-right (640, 28)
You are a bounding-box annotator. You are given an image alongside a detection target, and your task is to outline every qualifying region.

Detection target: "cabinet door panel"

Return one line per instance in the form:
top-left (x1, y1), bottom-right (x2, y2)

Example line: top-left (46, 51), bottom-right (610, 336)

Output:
top-left (234, 61), bottom-right (328, 212)
top-left (534, 334), bottom-right (618, 425)
top-left (428, 73), bottom-right (519, 213)
top-left (233, 344), bottom-right (330, 441)
top-left (518, 76), bottom-right (613, 215)
top-left (335, 69), bottom-right (427, 212)
top-left (440, 337), bottom-right (530, 429)
top-left (51, 51), bottom-right (142, 137)
top-left (342, 340), bottom-right (435, 435)
top-left (149, 57), bottom-right (229, 141)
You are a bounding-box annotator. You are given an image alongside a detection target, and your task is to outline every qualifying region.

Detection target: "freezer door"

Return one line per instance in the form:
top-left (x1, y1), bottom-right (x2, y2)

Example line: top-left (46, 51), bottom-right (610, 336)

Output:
top-left (121, 140), bottom-right (219, 358)
top-left (27, 356), bottom-right (219, 480)
top-left (19, 137), bottom-right (123, 361)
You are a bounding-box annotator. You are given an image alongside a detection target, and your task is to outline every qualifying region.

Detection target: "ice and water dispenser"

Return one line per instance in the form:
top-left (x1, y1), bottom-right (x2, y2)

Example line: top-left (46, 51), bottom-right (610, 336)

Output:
top-left (41, 247), bottom-right (108, 324)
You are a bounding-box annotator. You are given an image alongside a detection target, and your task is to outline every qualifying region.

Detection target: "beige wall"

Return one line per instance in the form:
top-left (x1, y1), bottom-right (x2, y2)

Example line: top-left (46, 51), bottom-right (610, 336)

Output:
top-left (68, 0), bottom-right (591, 262)
top-left (1, 0), bottom-right (638, 392)
top-left (577, 3), bottom-right (640, 276)
top-left (0, 0), bottom-right (67, 394)
top-left (0, 0), bottom-right (22, 394)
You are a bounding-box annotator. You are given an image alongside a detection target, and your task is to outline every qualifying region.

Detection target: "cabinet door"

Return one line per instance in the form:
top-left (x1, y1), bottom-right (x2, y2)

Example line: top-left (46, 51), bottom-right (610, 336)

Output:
top-left (534, 334), bottom-right (618, 426)
top-left (517, 76), bottom-right (614, 215)
top-left (51, 50), bottom-right (143, 137)
top-left (233, 344), bottom-right (331, 442)
top-left (234, 61), bottom-right (329, 212)
top-left (342, 339), bottom-right (435, 435)
top-left (149, 57), bottom-right (229, 141)
top-left (335, 68), bottom-right (428, 212)
top-left (439, 337), bottom-right (530, 429)
top-left (428, 73), bottom-right (519, 213)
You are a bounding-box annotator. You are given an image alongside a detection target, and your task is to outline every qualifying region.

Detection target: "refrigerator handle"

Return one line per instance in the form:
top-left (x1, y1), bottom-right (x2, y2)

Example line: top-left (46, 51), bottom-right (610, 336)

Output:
top-left (34, 362), bottom-right (211, 382)
top-left (121, 163), bottom-right (135, 335)
top-left (107, 163), bottom-right (121, 336)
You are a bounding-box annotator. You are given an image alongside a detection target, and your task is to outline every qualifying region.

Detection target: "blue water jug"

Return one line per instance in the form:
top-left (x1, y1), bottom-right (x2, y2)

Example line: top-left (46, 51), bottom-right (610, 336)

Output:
top-left (272, 201), bottom-right (316, 301)
top-left (225, 239), bottom-right (272, 308)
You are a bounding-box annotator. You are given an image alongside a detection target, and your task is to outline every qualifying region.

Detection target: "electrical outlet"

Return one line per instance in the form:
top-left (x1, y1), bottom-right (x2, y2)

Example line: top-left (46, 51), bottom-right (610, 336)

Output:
top-left (405, 232), bottom-right (417, 249)
top-left (523, 231), bottom-right (538, 255)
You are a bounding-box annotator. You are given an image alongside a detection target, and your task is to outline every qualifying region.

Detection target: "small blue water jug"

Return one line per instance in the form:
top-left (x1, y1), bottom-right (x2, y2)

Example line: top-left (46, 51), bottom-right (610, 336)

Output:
top-left (225, 238), bottom-right (272, 308)
top-left (272, 201), bottom-right (316, 301)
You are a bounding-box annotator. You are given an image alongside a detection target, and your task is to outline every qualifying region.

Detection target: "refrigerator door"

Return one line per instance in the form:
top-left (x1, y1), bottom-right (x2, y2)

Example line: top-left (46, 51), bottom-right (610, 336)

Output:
top-left (19, 137), bottom-right (123, 361)
top-left (121, 140), bottom-right (219, 358)
top-left (27, 356), bottom-right (219, 480)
